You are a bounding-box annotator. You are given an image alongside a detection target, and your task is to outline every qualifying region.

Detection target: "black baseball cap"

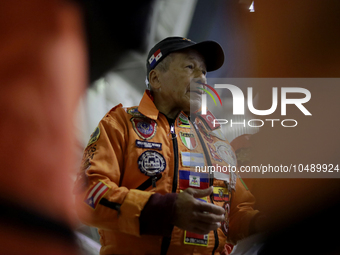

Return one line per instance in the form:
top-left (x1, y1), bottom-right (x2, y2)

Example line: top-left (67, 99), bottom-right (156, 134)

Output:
top-left (146, 36), bottom-right (224, 82)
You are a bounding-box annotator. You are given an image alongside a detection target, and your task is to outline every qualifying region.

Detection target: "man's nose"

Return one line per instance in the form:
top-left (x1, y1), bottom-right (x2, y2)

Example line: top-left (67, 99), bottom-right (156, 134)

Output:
top-left (194, 70), bottom-right (207, 84)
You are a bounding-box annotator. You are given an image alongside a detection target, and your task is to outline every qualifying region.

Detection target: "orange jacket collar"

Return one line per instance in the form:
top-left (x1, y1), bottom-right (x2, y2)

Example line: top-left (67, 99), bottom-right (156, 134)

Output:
top-left (138, 90), bottom-right (159, 120)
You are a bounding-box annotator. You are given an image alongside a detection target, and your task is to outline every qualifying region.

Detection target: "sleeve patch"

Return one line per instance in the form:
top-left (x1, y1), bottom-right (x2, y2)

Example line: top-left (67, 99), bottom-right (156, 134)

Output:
top-left (84, 181), bottom-right (110, 209)
top-left (86, 126), bottom-right (100, 147)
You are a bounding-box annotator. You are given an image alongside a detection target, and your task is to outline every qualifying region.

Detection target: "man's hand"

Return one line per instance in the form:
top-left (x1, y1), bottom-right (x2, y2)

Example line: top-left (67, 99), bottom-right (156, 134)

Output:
top-left (171, 187), bottom-right (225, 234)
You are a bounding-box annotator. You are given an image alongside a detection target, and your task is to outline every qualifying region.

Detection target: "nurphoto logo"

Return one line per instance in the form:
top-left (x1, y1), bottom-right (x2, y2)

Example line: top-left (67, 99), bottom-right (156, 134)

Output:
top-left (200, 83), bottom-right (312, 128)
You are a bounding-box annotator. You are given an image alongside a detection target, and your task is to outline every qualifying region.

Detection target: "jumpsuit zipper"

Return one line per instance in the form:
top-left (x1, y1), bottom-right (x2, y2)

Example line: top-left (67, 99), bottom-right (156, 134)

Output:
top-left (160, 118), bottom-right (178, 255)
top-left (192, 121), bottom-right (219, 255)
top-left (170, 122), bottom-right (179, 193)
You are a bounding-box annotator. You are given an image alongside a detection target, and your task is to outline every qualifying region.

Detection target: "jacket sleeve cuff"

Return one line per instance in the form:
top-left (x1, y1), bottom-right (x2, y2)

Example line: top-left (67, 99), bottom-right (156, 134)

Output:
top-left (139, 193), bottom-right (178, 236)
top-left (117, 189), bottom-right (153, 236)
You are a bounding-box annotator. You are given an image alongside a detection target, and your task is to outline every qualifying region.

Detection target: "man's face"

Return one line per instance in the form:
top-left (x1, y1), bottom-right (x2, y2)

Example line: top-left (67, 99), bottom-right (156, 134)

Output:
top-left (157, 49), bottom-right (207, 114)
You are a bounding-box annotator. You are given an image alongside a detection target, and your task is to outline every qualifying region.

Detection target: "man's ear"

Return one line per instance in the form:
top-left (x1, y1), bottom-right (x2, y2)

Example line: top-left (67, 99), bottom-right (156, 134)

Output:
top-left (148, 69), bottom-right (161, 90)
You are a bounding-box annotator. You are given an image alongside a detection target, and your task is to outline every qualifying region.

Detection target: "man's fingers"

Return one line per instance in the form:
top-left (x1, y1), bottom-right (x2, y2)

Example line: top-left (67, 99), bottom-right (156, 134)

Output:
top-left (195, 202), bottom-right (225, 215)
top-left (192, 186), bottom-right (213, 198)
top-left (185, 187), bottom-right (213, 198)
top-left (195, 211), bottom-right (225, 224)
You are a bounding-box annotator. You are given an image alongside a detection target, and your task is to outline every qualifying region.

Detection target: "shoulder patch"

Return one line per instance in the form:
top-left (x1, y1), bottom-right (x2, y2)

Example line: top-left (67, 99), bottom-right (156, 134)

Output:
top-left (127, 107), bottom-right (144, 117)
top-left (87, 126), bottom-right (100, 147)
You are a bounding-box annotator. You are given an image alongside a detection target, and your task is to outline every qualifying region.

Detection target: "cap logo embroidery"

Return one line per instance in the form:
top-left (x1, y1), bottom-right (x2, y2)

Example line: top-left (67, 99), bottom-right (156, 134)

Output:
top-left (149, 49), bottom-right (162, 68)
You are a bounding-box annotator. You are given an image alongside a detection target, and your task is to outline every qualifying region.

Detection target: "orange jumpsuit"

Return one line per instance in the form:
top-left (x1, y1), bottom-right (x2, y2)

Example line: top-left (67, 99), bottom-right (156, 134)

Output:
top-left (75, 91), bottom-right (259, 255)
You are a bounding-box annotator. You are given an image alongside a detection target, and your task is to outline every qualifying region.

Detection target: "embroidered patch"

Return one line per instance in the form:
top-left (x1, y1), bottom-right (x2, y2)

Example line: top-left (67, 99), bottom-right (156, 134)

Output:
top-left (149, 49), bottom-right (163, 68)
top-left (179, 170), bottom-right (209, 190)
top-left (81, 144), bottom-right (97, 170)
top-left (210, 129), bottom-right (226, 141)
top-left (177, 112), bottom-right (190, 128)
top-left (184, 197), bottom-right (209, 246)
top-left (138, 150), bottom-right (166, 177)
top-left (189, 175), bottom-right (200, 187)
top-left (213, 163), bottom-right (230, 182)
top-left (207, 143), bottom-right (222, 162)
top-left (213, 186), bottom-right (229, 202)
top-left (127, 107), bottom-right (144, 117)
top-left (214, 141), bottom-right (237, 166)
top-left (200, 110), bottom-right (220, 130)
top-left (87, 126), bottom-right (100, 147)
top-left (84, 181), bottom-right (110, 209)
top-left (179, 132), bottom-right (197, 150)
top-left (131, 117), bottom-right (157, 140)
top-left (135, 140), bottom-right (162, 150)
top-left (181, 152), bottom-right (205, 167)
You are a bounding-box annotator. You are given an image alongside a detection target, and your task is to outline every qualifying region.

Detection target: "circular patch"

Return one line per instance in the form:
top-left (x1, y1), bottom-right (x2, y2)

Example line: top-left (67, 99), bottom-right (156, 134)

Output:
top-left (131, 117), bottom-right (157, 140)
top-left (214, 141), bottom-right (237, 166)
top-left (138, 150), bottom-right (166, 177)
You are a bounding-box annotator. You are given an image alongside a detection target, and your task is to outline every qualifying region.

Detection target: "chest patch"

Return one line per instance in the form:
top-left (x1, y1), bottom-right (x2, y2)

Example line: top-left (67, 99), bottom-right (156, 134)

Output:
top-left (138, 150), bottom-right (166, 176)
top-left (214, 141), bottom-right (237, 166)
top-left (131, 117), bottom-right (157, 140)
top-left (179, 132), bottom-right (197, 150)
top-left (177, 113), bottom-right (190, 128)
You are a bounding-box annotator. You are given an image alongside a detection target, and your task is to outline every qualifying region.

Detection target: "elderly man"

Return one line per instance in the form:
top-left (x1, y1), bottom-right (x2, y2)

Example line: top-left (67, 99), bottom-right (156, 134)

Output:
top-left (75, 37), bottom-right (261, 255)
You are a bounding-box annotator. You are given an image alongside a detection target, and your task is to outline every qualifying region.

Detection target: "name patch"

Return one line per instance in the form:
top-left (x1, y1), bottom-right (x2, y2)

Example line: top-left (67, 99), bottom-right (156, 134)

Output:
top-left (135, 140), bottom-right (162, 150)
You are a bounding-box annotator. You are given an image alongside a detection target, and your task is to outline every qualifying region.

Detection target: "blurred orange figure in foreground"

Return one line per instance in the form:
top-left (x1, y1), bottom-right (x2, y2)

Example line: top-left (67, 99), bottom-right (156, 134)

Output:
top-left (0, 0), bottom-right (87, 254)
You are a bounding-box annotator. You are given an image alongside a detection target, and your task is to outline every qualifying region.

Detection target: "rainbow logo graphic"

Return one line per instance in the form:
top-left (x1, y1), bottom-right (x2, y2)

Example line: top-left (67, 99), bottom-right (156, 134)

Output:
top-left (197, 82), bottom-right (222, 106)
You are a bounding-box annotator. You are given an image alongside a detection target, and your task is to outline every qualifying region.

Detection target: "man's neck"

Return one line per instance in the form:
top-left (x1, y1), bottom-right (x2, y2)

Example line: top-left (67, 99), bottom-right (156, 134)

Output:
top-left (153, 93), bottom-right (181, 119)
top-left (154, 101), bottom-right (180, 119)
